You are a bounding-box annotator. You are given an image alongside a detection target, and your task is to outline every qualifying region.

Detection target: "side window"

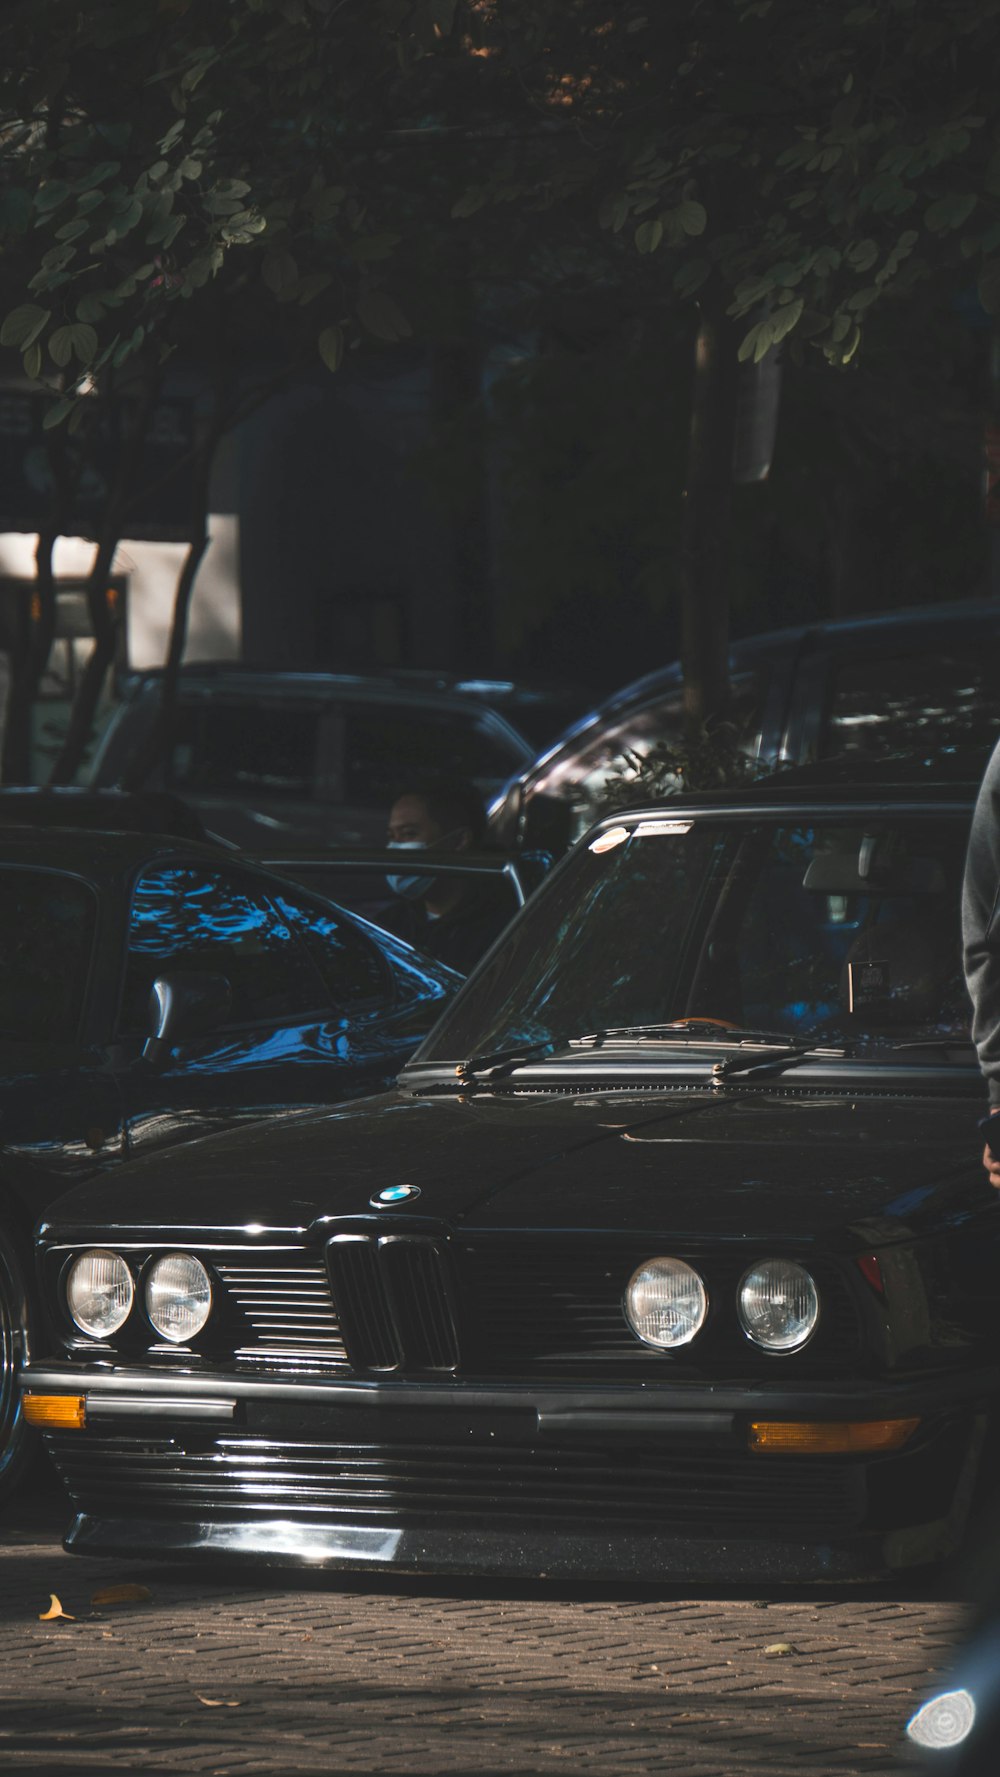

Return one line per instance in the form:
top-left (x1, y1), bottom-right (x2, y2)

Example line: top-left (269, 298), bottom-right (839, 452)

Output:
top-left (342, 707), bottom-right (523, 805)
top-left (821, 650), bottom-right (1000, 760)
top-left (120, 865), bottom-right (324, 1034)
top-left (273, 893), bottom-right (392, 1012)
top-left (169, 702), bottom-right (321, 798)
top-left (526, 676), bottom-right (762, 847)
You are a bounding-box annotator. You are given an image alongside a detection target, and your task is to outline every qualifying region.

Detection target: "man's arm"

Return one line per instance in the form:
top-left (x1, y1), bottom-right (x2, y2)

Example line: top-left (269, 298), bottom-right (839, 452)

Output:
top-left (963, 740), bottom-right (1000, 1186)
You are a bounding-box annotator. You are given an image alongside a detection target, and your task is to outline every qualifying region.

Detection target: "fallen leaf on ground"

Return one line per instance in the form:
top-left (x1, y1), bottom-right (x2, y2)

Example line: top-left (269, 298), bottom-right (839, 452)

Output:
top-left (90, 1583), bottom-right (153, 1607)
top-left (196, 1696), bottom-right (241, 1708)
top-left (38, 1594), bottom-right (74, 1622)
top-left (763, 1641), bottom-right (796, 1657)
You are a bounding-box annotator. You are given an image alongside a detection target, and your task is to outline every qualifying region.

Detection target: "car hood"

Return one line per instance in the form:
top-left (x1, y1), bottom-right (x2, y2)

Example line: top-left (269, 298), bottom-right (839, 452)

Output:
top-left (40, 1084), bottom-right (989, 1250)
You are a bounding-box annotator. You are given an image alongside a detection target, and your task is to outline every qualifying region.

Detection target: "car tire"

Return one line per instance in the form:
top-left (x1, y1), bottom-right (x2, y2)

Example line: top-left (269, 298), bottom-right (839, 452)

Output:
top-left (0, 1222), bottom-right (37, 1504)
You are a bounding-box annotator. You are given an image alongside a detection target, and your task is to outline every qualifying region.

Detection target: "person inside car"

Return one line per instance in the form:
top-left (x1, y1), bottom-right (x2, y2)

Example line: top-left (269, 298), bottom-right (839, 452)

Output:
top-left (382, 774), bottom-right (513, 975)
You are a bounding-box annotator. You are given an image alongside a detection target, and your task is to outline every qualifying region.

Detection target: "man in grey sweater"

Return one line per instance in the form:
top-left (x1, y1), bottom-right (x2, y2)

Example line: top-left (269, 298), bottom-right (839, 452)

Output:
top-left (963, 739), bottom-right (1000, 1187)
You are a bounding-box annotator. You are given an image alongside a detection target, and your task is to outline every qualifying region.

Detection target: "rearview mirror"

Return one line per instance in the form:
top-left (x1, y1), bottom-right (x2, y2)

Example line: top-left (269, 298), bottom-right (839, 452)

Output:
top-left (143, 971), bottom-right (233, 1066)
top-left (802, 852), bottom-right (946, 897)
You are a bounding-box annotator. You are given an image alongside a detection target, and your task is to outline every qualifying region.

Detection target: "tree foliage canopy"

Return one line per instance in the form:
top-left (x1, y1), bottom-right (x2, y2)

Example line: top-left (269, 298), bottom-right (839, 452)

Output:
top-left (2, 0), bottom-right (1000, 411)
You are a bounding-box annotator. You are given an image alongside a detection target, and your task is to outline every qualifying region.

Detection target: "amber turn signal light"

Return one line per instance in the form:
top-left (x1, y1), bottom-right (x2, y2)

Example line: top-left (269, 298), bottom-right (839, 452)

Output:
top-left (748, 1417), bottom-right (919, 1454)
top-left (22, 1394), bottom-right (86, 1430)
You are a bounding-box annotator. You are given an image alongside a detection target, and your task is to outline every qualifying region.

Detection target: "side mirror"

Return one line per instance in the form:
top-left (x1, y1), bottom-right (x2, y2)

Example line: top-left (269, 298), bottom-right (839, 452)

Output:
top-left (143, 971), bottom-right (233, 1066)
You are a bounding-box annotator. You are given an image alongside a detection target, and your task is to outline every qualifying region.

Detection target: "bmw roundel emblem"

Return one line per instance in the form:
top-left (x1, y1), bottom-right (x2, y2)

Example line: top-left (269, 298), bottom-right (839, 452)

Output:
top-left (371, 1183), bottom-right (422, 1209)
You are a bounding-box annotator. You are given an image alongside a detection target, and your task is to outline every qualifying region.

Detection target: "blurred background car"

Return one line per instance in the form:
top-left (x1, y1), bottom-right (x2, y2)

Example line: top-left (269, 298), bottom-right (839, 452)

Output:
top-left (489, 596), bottom-right (1000, 855)
top-left (0, 821), bottom-right (460, 1504)
top-left (88, 665), bottom-right (588, 850)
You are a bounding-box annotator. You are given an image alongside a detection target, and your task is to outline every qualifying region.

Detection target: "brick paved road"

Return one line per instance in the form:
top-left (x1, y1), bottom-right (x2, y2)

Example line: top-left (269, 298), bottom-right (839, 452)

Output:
top-left (0, 1465), bottom-right (974, 1776)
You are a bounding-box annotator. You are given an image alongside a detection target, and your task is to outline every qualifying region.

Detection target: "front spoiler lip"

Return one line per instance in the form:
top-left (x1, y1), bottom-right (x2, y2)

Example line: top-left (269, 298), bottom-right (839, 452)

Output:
top-left (20, 1360), bottom-right (1000, 1428)
top-left (61, 1511), bottom-right (918, 1583)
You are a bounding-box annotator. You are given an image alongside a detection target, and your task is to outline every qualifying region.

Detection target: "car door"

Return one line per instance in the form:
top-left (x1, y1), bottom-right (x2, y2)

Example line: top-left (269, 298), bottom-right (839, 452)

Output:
top-left (113, 860), bottom-right (435, 1159)
top-left (0, 865), bottom-right (125, 1206)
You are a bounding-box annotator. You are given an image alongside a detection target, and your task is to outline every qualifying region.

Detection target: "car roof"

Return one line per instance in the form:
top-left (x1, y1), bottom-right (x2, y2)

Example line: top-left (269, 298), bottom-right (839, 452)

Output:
top-left (118, 663), bottom-right (578, 721)
top-left (0, 824), bottom-right (236, 876)
top-left (557, 594), bottom-right (1000, 723)
top-left (595, 752), bottom-right (986, 823)
top-left (0, 788), bottom-right (213, 841)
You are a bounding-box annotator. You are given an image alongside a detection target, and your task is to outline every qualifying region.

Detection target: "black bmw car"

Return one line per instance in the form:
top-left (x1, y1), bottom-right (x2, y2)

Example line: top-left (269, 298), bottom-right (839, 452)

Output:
top-left (0, 826), bottom-right (459, 1502)
top-left (20, 763), bottom-right (1000, 1582)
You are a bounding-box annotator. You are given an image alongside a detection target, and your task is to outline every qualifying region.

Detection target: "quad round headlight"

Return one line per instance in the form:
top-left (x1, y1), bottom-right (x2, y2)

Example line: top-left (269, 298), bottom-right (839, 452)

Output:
top-left (66, 1249), bottom-right (134, 1339)
top-left (738, 1259), bottom-right (819, 1352)
top-left (624, 1257), bottom-right (708, 1349)
top-left (145, 1253), bottom-right (213, 1344)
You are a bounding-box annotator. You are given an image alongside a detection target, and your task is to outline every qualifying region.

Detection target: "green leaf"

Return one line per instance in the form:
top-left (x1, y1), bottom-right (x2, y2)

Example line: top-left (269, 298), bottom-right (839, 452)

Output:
top-left (76, 294), bottom-right (107, 323)
top-left (22, 343), bottom-right (42, 381)
top-left (318, 324), bottom-right (344, 372)
top-left (105, 196), bottom-right (143, 241)
top-left (452, 189), bottom-right (487, 219)
top-left (42, 396), bottom-right (75, 431)
top-left (54, 218), bottom-right (90, 243)
top-left (49, 324), bottom-right (98, 367)
top-left (35, 180), bottom-right (71, 214)
top-left (846, 238), bottom-right (878, 272)
top-left (296, 271), bottom-right (333, 306)
top-left (925, 193), bottom-right (977, 233)
top-left (48, 326), bottom-right (75, 368)
top-left (112, 325), bottom-right (145, 367)
top-left (634, 218), bottom-right (663, 254)
top-left (771, 297), bottom-right (804, 334)
top-left (73, 160), bottom-right (121, 193)
top-left (737, 320), bottom-right (768, 363)
top-left (356, 289), bottom-right (412, 342)
top-left (69, 323), bottom-right (98, 364)
top-left (677, 199), bottom-right (707, 236)
top-left (262, 249), bottom-right (299, 293)
top-left (0, 304), bottom-right (51, 350)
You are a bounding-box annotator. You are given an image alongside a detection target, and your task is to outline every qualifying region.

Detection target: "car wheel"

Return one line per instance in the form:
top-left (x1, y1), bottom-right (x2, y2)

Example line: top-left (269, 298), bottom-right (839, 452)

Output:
top-left (0, 1223), bottom-right (37, 1504)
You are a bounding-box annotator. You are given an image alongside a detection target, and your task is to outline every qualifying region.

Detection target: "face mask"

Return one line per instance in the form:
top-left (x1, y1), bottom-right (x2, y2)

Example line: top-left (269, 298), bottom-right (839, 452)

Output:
top-left (385, 840), bottom-right (437, 902)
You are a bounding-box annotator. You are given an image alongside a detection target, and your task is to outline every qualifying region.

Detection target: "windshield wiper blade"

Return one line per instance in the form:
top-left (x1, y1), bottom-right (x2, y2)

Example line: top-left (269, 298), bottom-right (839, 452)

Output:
top-left (455, 1039), bottom-right (559, 1084)
top-left (711, 1043), bottom-right (848, 1082)
top-left (570, 1022), bottom-right (799, 1048)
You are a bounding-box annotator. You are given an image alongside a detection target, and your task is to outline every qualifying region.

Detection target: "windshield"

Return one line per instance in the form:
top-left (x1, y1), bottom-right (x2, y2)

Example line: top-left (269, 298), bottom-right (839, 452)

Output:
top-left (415, 811), bottom-right (972, 1065)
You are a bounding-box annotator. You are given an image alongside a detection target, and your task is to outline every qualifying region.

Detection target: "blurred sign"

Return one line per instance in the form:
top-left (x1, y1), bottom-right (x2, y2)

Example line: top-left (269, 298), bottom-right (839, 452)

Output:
top-left (0, 390), bottom-right (195, 540)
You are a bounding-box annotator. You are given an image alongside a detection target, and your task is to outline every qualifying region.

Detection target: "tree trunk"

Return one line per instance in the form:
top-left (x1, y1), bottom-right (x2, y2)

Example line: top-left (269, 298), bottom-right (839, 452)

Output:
top-left (46, 531), bottom-right (121, 785)
top-left (119, 448), bottom-right (213, 793)
top-left (2, 435), bottom-right (71, 784)
top-left (678, 300), bottom-right (740, 737)
top-left (47, 378), bottom-right (160, 786)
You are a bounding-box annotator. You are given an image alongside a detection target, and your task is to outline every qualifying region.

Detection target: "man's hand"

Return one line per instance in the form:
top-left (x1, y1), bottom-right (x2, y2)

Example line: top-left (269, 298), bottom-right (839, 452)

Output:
top-left (983, 1140), bottom-right (1000, 1189)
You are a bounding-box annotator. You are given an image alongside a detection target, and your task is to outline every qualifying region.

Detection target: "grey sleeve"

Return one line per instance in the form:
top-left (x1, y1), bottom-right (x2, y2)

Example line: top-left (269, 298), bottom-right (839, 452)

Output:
top-left (962, 739), bottom-right (1000, 1105)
